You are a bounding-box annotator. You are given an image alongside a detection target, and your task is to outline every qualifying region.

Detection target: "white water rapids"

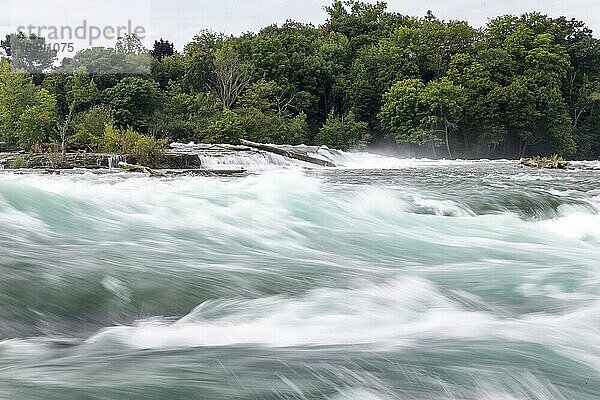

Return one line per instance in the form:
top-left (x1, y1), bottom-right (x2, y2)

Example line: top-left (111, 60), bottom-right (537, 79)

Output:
top-left (0, 151), bottom-right (599, 399)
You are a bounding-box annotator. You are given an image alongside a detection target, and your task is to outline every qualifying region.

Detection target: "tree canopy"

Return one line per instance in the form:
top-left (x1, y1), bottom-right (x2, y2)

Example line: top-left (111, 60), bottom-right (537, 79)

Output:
top-left (0, 3), bottom-right (599, 159)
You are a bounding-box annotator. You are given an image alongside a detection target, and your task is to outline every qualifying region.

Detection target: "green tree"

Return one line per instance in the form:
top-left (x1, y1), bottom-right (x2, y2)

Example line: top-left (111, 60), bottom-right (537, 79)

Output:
top-left (151, 53), bottom-right (186, 89)
top-left (61, 47), bottom-right (151, 89)
top-left (421, 78), bottom-right (465, 158)
top-left (150, 39), bottom-right (175, 61)
top-left (74, 105), bottom-right (114, 147)
top-left (66, 68), bottom-right (100, 113)
top-left (205, 108), bottom-right (244, 143)
top-left (379, 78), bottom-right (431, 147)
top-left (316, 110), bottom-right (367, 150)
top-left (1, 32), bottom-right (57, 73)
top-left (183, 30), bottom-right (224, 93)
top-left (324, 1), bottom-right (407, 53)
top-left (115, 34), bottom-right (146, 55)
top-left (149, 91), bottom-right (221, 141)
top-left (379, 78), bottom-right (464, 157)
top-left (102, 77), bottom-right (160, 131)
top-left (0, 61), bottom-right (57, 148)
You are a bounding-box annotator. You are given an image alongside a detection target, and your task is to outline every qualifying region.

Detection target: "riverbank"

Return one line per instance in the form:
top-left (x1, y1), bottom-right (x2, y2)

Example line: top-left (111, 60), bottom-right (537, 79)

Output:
top-left (2, 143), bottom-right (600, 174)
top-left (0, 142), bottom-right (338, 172)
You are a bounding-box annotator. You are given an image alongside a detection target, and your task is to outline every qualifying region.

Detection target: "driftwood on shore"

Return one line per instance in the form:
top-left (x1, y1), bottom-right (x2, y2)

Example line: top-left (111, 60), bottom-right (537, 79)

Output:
top-left (118, 162), bottom-right (165, 176)
top-left (240, 140), bottom-right (337, 167)
top-left (520, 157), bottom-right (570, 170)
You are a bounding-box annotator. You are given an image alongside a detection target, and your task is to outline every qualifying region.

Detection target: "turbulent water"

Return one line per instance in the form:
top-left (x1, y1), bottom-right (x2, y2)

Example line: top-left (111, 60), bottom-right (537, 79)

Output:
top-left (1, 152), bottom-right (599, 400)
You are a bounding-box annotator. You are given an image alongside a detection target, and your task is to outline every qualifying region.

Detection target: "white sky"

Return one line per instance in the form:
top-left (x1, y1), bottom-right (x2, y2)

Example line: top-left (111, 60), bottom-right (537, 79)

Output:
top-left (2, 0), bottom-right (599, 55)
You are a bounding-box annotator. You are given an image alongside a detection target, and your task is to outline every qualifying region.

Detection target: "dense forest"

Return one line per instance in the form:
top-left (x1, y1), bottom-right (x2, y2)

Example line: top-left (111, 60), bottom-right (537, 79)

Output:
top-left (1, 1), bottom-right (600, 159)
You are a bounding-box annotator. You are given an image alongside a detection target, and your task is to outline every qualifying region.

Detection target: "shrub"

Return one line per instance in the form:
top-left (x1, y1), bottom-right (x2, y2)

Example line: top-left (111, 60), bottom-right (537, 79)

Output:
top-left (9, 157), bottom-right (28, 169)
top-left (98, 124), bottom-right (166, 167)
top-left (205, 109), bottom-right (244, 144)
top-left (130, 135), bottom-right (166, 167)
top-left (316, 111), bottom-right (367, 150)
top-left (74, 105), bottom-right (114, 148)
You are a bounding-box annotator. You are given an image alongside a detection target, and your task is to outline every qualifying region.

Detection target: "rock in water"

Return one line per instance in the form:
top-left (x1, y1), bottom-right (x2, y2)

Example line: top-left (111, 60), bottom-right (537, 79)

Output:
top-left (520, 157), bottom-right (570, 169)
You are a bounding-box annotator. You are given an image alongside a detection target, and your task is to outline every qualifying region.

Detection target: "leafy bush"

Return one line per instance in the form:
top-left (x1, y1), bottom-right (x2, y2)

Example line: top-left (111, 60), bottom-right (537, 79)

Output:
top-left (205, 109), bottom-right (244, 144)
top-left (281, 113), bottom-right (310, 145)
top-left (316, 111), bottom-right (367, 150)
top-left (9, 157), bottom-right (28, 169)
top-left (129, 135), bottom-right (166, 166)
top-left (74, 105), bottom-right (114, 147)
top-left (97, 124), bottom-right (166, 167)
top-left (102, 77), bottom-right (160, 132)
top-left (148, 92), bottom-right (221, 142)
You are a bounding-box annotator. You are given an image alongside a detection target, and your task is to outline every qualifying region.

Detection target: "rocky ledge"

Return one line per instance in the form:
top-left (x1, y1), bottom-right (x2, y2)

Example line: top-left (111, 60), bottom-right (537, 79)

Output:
top-left (520, 157), bottom-right (571, 170)
top-left (0, 142), bottom-right (335, 173)
top-left (0, 146), bottom-right (251, 171)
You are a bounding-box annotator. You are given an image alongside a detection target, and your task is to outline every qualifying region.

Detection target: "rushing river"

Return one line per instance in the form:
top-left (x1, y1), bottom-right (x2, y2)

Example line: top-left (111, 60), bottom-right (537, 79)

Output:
top-left (0, 154), bottom-right (599, 399)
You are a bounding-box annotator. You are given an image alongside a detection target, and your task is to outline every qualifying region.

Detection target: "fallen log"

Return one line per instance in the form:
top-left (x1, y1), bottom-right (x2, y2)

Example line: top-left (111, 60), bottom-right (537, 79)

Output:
top-left (239, 140), bottom-right (337, 167)
top-left (118, 162), bottom-right (165, 177)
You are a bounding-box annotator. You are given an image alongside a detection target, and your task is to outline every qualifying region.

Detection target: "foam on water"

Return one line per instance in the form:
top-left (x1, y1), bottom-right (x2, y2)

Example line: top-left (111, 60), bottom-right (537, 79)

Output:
top-left (171, 141), bottom-right (518, 170)
top-left (107, 155), bottom-right (127, 169)
top-left (197, 152), bottom-right (294, 170)
top-left (1, 162), bottom-right (599, 399)
top-left (80, 275), bottom-right (600, 371)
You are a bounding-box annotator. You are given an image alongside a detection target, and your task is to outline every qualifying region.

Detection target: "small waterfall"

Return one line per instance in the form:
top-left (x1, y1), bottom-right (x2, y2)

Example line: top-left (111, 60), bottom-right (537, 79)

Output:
top-left (198, 152), bottom-right (293, 170)
top-left (108, 155), bottom-right (127, 169)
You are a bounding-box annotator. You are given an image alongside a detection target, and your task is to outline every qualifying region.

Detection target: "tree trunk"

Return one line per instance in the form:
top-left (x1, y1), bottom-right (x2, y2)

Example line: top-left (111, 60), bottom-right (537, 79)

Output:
top-left (444, 122), bottom-right (452, 159)
top-left (520, 142), bottom-right (528, 158)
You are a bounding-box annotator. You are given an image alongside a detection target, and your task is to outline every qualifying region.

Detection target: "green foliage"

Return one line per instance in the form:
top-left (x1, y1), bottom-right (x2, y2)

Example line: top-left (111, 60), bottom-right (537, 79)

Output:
top-left (151, 39), bottom-right (175, 62)
top-left (66, 68), bottom-right (100, 112)
top-left (0, 61), bottom-right (57, 149)
top-left (1, 32), bottom-right (57, 73)
top-left (9, 156), bottom-right (28, 169)
top-left (16, 89), bottom-right (57, 148)
top-left (98, 124), bottom-right (166, 167)
top-left (151, 54), bottom-right (186, 89)
top-left (379, 79), bottom-right (431, 145)
top-left (115, 34), bottom-right (146, 55)
top-left (283, 113), bottom-right (311, 145)
top-left (2, 4), bottom-right (600, 159)
top-left (316, 111), bottom-right (367, 149)
top-left (380, 77), bottom-right (464, 156)
top-left (205, 108), bottom-right (244, 144)
top-left (102, 77), bottom-right (160, 132)
top-left (74, 105), bottom-right (114, 147)
top-left (60, 47), bottom-right (152, 89)
top-left (183, 30), bottom-right (224, 93)
top-left (237, 108), bottom-right (310, 145)
top-left (129, 135), bottom-right (167, 167)
top-left (148, 91), bottom-right (222, 141)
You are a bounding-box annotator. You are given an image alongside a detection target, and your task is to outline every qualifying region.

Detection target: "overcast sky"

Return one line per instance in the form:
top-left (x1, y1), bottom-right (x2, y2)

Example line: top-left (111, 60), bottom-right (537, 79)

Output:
top-left (3, 0), bottom-right (599, 54)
